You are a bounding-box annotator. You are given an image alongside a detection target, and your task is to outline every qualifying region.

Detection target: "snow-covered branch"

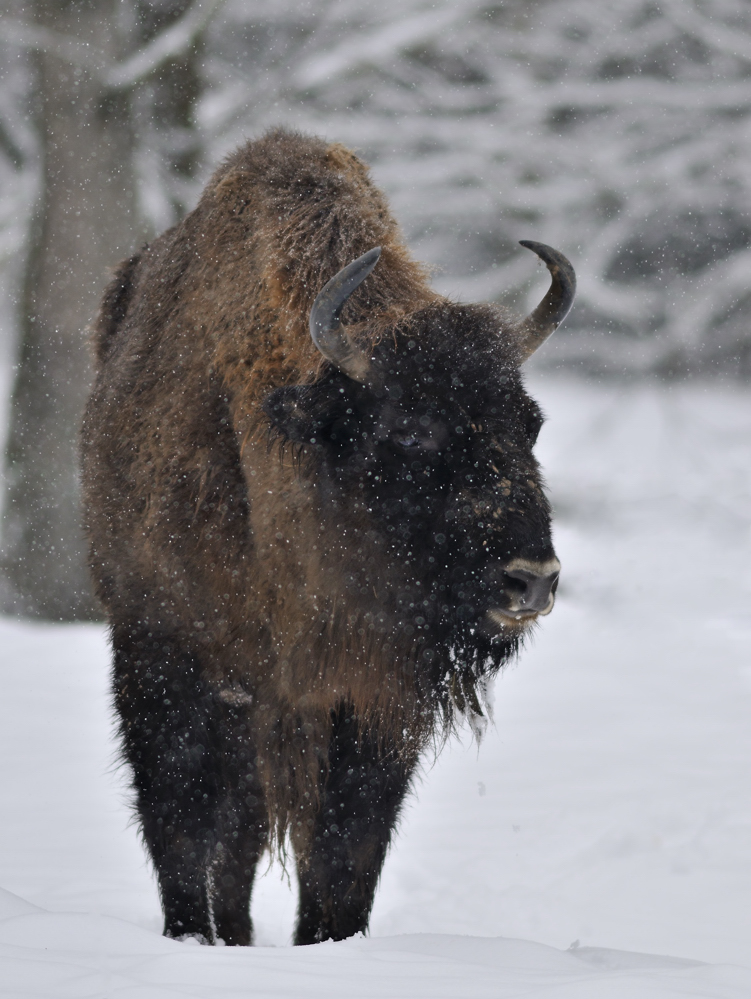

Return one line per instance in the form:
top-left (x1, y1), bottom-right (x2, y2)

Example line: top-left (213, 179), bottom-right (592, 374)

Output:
top-left (0, 0), bottom-right (225, 92)
top-left (105, 0), bottom-right (227, 90)
top-left (661, 0), bottom-right (751, 64)
top-left (293, 6), bottom-right (463, 89)
top-left (0, 18), bottom-right (104, 72)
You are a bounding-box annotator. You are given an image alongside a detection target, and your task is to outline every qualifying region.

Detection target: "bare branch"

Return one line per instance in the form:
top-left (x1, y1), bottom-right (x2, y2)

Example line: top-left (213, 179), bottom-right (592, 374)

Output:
top-left (0, 18), bottom-right (104, 73)
top-left (661, 0), bottom-right (751, 64)
top-left (538, 78), bottom-right (751, 112)
top-left (104, 0), bottom-right (226, 90)
top-left (0, 0), bottom-right (224, 92)
top-left (293, 6), bottom-right (463, 89)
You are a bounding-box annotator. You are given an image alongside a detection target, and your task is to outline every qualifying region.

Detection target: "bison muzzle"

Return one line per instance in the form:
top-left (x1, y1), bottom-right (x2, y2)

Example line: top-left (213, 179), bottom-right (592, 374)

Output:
top-left (81, 129), bottom-right (575, 946)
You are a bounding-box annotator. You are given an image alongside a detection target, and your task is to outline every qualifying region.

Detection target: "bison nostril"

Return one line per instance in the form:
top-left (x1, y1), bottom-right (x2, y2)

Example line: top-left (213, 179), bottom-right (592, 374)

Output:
top-left (501, 572), bottom-right (527, 598)
top-left (502, 567), bottom-right (559, 614)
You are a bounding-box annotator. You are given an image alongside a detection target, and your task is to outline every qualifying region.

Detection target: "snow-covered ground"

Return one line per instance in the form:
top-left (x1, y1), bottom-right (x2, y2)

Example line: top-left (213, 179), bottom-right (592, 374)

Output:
top-left (1, 374), bottom-right (750, 996)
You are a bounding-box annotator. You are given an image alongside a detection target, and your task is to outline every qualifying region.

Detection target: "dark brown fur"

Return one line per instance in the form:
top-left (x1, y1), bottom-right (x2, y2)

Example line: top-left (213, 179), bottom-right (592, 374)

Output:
top-left (81, 129), bottom-right (557, 945)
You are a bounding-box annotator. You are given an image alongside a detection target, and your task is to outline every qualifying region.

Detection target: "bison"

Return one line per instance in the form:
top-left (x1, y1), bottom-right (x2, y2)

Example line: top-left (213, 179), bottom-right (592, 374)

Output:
top-left (81, 129), bottom-right (575, 946)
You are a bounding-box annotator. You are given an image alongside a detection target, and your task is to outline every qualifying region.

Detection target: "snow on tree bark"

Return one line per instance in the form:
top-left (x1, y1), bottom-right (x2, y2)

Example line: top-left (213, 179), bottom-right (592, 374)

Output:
top-left (0, 0), bottom-right (207, 619)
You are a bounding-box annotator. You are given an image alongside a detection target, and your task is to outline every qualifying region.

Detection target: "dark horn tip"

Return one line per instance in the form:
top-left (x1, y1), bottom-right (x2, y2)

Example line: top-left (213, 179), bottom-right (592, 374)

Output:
top-left (362, 246), bottom-right (382, 265)
top-left (519, 240), bottom-right (576, 291)
top-left (326, 246), bottom-right (382, 302)
top-left (347, 246), bottom-right (382, 286)
top-left (343, 246), bottom-right (382, 283)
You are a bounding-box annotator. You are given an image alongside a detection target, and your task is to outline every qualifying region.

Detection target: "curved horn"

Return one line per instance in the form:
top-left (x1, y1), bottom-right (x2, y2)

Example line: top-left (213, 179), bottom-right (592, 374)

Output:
top-left (518, 241), bottom-right (576, 361)
top-left (309, 246), bottom-right (381, 383)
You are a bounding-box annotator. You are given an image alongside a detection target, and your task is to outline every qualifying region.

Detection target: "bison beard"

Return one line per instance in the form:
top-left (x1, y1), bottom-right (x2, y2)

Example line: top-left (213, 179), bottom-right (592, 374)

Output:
top-left (81, 129), bottom-right (574, 945)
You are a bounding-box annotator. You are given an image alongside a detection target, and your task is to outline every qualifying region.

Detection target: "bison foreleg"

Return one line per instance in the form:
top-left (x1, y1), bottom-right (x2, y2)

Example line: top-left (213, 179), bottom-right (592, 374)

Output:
top-left (210, 716), bottom-right (268, 946)
top-left (293, 706), bottom-right (414, 945)
top-left (112, 627), bottom-right (223, 944)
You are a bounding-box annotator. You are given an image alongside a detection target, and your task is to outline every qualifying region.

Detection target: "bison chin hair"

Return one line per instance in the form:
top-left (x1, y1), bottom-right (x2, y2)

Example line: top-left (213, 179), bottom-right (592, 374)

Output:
top-left (432, 619), bottom-right (524, 732)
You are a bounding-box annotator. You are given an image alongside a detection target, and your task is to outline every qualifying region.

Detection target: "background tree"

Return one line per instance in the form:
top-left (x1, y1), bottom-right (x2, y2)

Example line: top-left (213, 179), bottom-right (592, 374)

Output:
top-left (0, 0), bottom-right (219, 619)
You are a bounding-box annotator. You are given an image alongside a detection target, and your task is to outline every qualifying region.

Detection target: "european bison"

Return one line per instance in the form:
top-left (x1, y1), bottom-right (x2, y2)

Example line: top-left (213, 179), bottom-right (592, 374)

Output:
top-left (81, 129), bottom-right (575, 946)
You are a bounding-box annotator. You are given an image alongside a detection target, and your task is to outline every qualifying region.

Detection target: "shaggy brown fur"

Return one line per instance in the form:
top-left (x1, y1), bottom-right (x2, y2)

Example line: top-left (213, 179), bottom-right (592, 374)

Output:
top-left (81, 128), bottom-right (559, 946)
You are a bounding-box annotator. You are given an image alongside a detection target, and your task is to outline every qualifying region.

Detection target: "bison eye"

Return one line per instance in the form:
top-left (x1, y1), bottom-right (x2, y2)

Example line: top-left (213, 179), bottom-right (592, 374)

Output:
top-left (393, 433), bottom-right (422, 451)
top-left (386, 415), bottom-right (447, 453)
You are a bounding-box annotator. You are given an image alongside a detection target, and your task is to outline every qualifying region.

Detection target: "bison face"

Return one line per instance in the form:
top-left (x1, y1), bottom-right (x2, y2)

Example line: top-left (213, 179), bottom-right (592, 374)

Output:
top-left (264, 302), bottom-right (560, 678)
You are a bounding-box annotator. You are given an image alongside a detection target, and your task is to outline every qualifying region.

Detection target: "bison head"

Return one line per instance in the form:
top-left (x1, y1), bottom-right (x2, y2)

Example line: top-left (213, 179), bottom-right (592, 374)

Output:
top-left (264, 243), bottom-right (574, 699)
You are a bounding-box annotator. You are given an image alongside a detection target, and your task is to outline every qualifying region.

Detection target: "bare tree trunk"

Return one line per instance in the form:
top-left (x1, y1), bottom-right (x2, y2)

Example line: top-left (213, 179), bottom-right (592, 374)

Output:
top-left (1, 0), bottom-right (201, 619)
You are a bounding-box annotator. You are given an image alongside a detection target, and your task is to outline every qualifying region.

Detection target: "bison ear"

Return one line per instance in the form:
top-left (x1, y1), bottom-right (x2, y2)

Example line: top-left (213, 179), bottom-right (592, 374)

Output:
top-left (263, 386), bottom-right (325, 445)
